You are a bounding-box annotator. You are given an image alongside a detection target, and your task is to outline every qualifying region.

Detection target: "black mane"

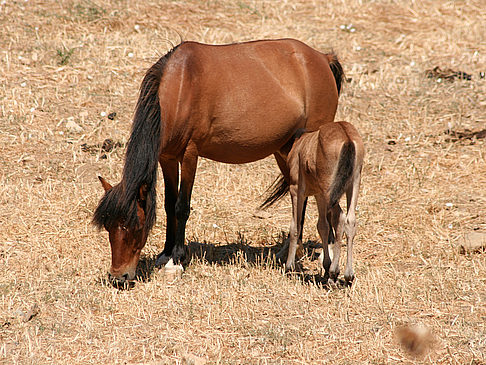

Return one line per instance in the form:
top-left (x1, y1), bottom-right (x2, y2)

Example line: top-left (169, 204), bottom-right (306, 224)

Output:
top-left (93, 44), bottom-right (181, 231)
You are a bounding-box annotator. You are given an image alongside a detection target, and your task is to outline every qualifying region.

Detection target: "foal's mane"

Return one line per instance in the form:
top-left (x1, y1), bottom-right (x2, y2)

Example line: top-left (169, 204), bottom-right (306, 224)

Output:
top-left (93, 44), bottom-right (181, 231)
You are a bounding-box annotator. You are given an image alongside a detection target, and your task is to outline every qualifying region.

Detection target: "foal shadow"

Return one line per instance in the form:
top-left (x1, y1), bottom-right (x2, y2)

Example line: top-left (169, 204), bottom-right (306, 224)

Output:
top-left (189, 239), bottom-right (351, 289)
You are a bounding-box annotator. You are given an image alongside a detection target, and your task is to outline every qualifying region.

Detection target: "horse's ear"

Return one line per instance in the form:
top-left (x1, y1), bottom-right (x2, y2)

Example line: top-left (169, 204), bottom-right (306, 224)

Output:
top-left (138, 184), bottom-right (148, 203)
top-left (98, 176), bottom-right (112, 192)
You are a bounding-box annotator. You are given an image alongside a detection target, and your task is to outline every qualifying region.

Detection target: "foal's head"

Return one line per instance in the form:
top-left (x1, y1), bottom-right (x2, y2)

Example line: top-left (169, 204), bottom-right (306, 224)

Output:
top-left (95, 176), bottom-right (149, 286)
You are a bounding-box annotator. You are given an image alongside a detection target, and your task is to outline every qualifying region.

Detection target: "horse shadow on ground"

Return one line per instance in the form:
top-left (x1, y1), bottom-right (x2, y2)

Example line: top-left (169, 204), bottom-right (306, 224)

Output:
top-left (130, 234), bottom-right (350, 289)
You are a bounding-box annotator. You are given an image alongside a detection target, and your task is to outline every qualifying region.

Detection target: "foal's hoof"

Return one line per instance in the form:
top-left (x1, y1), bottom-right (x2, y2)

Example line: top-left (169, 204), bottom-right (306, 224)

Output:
top-left (327, 277), bottom-right (339, 289)
top-left (344, 274), bottom-right (355, 285)
top-left (329, 270), bottom-right (340, 283)
top-left (344, 270), bottom-right (355, 284)
top-left (284, 261), bottom-right (303, 274)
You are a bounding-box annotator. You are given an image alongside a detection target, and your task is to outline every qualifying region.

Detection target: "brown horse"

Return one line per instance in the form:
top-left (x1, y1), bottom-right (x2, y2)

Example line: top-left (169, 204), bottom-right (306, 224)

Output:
top-left (284, 122), bottom-right (364, 284)
top-left (92, 39), bottom-right (344, 285)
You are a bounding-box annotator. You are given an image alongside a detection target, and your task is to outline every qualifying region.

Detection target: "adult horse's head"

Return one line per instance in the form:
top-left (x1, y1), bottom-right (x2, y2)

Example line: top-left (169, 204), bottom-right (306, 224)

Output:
top-left (93, 176), bottom-right (151, 286)
top-left (91, 49), bottom-right (167, 287)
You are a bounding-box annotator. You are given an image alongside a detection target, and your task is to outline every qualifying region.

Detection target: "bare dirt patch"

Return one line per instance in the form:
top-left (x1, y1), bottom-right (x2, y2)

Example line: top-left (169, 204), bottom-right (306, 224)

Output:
top-left (1, 0), bottom-right (485, 363)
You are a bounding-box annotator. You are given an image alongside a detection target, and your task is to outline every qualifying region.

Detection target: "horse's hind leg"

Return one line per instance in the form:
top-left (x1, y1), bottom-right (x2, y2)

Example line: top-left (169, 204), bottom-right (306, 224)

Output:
top-left (343, 171), bottom-right (361, 283)
top-left (315, 195), bottom-right (331, 278)
top-left (172, 143), bottom-right (199, 266)
top-left (155, 158), bottom-right (179, 267)
top-left (328, 204), bottom-right (345, 282)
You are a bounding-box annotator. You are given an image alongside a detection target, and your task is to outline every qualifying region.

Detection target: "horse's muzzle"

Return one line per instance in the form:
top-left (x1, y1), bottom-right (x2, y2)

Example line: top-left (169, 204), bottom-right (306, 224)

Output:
top-left (108, 272), bottom-right (134, 289)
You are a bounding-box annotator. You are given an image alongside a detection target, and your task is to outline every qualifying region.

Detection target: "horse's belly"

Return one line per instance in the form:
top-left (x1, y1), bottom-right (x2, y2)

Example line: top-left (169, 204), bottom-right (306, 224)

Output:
top-left (198, 134), bottom-right (289, 164)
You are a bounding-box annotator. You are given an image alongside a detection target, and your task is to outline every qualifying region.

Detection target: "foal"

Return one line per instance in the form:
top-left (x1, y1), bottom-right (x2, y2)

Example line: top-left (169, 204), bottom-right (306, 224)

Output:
top-left (285, 122), bottom-right (364, 284)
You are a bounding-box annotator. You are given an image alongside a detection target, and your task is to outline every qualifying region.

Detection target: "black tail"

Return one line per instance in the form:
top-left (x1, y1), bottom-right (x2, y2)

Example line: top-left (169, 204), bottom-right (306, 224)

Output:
top-left (327, 53), bottom-right (345, 95)
top-left (93, 45), bottom-right (180, 232)
top-left (259, 175), bottom-right (289, 210)
top-left (329, 142), bottom-right (355, 207)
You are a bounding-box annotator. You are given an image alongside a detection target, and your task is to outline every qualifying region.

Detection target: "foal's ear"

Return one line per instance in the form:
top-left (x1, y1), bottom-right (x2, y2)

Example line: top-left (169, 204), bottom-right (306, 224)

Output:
top-left (98, 176), bottom-right (113, 192)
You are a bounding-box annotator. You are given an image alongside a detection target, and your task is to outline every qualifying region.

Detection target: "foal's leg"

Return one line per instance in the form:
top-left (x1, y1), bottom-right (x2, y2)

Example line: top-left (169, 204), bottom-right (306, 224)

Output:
top-left (343, 172), bottom-right (361, 283)
top-left (285, 184), bottom-right (306, 272)
top-left (274, 153), bottom-right (306, 261)
top-left (172, 143), bottom-right (199, 266)
top-left (328, 204), bottom-right (346, 282)
top-left (315, 195), bottom-right (331, 278)
top-left (155, 158), bottom-right (179, 267)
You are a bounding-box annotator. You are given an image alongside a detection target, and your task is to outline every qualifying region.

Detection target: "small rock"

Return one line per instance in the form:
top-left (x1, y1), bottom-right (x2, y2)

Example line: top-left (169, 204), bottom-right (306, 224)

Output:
top-left (21, 304), bottom-right (39, 322)
top-left (182, 353), bottom-right (207, 365)
top-left (458, 232), bottom-right (486, 254)
top-left (65, 118), bottom-right (83, 133)
top-left (107, 112), bottom-right (116, 120)
top-left (253, 210), bottom-right (271, 219)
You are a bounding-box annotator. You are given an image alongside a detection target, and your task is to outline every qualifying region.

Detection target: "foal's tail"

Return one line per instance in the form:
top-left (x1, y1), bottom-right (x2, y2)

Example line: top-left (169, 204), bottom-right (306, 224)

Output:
top-left (93, 45), bottom-right (180, 232)
top-left (329, 142), bottom-right (356, 207)
top-left (259, 175), bottom-right (289, 210)
top-left (260, 129), bottom-right (308, 209)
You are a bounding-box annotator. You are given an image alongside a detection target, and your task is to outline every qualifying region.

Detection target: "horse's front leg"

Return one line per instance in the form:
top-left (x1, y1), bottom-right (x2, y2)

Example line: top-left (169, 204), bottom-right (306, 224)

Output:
top-left (172, 143), bottom-right (199, 266)
top-left (155, 158), bottom-right (179, 267)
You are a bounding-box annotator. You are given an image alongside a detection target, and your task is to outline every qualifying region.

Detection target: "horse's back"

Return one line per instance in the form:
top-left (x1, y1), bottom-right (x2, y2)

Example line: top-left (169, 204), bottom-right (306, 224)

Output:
top-left (158, 39), bottom-right (339, 163)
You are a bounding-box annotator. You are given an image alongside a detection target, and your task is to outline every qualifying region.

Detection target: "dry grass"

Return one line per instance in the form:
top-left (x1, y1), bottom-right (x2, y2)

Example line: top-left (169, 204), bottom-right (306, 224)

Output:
top-left (1, 0), bottom-right (485, 363)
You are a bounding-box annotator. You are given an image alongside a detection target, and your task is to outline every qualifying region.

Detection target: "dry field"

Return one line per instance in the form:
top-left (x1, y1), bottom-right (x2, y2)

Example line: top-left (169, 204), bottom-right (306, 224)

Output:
top-left (1, 0), bottom-right (485, 363)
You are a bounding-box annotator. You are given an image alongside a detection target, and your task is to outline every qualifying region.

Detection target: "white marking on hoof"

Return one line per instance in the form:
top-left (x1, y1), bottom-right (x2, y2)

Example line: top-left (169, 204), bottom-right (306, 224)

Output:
top-left (156, 258), bottom-right (184, 282)
top-left (155, 253), bottom-right (170, 268)
top-left (164, 258), bottom-right (184, 273)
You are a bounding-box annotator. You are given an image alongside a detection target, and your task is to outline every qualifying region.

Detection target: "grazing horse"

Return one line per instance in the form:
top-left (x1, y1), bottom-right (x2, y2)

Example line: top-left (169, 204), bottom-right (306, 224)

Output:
top-left (284, 122), bottom-right (364, 284)
top-left (92, 39), bottom-right (344, 285)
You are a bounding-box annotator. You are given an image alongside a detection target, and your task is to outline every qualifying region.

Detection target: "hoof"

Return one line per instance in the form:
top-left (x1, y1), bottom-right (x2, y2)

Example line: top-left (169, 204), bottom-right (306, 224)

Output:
top-left (329, 270), bottom-right (340, 283)
top-left (327, 277), bottom-right (339, 289)
top-left (284, 260), bottom-right (303, 274)
top-left (164, 258), bottom-right (184, 273)
top-left (156, 258), bottom-right (184, 282)
top-left (344, 273), bottom-right (355, 284)
top-left (155, 253), bottom-right (171, 268)
top-left (344, 269), bottom-right (354, 284)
